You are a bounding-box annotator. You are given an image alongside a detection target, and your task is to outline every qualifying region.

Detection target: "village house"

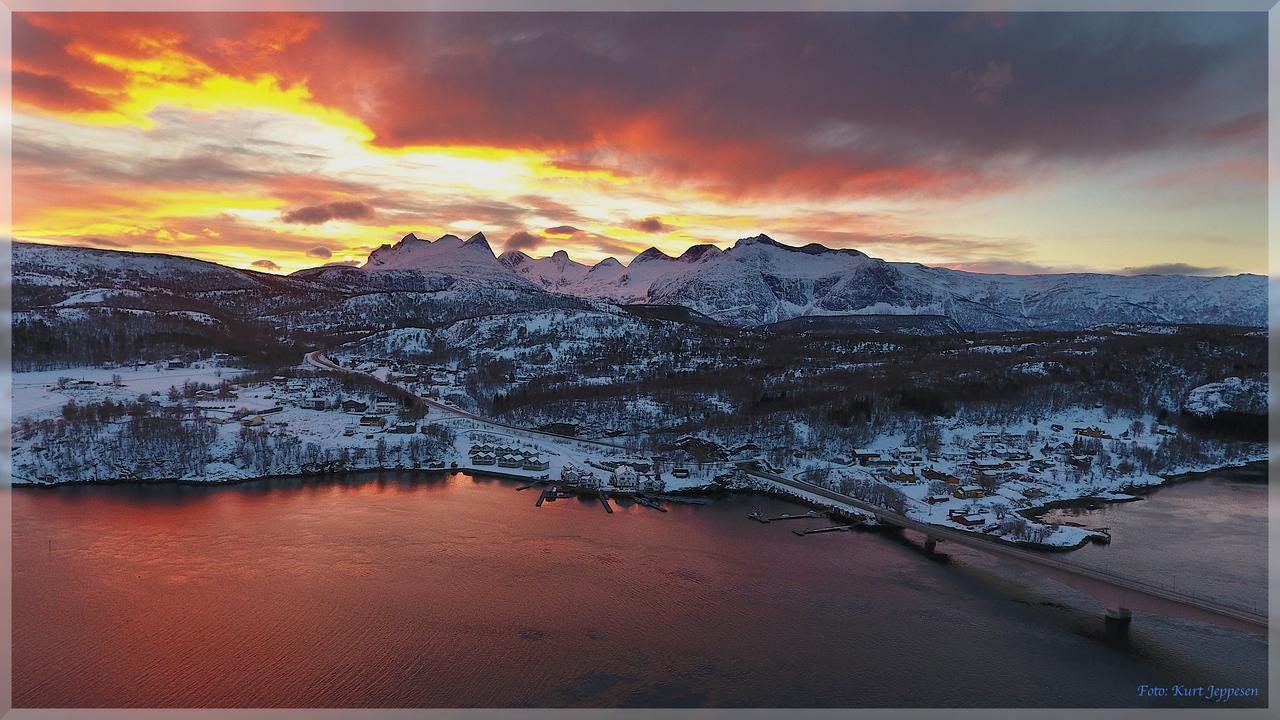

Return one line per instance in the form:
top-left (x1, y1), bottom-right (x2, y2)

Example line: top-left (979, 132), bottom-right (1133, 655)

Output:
top-left (948, 509), bottom-right (985, 527)
top-left (893, 446), bottom-right (921, 462)
top-left (923, 467), bottom-right (963, 484)
top-left (240, 415), bottom-right (265, 427)
top-left (560, 463), bottom-right (599, 487)
top-left (299, 397), bottom-right (326, 411)
top-left (389, 422), bottom-right (416, 434)
top-left (612, 464), bottom-right (640, 490)
top-left (471, 452), bottom-right (496, 466)
top-left (971, 458), bottom-right (1013, 472)
top-left (851, 449), bottom-right (880, 465)
top-left (867, 454), bottom-right (895, 467)
top-left (952, 484), bottom-right (985, 499)
top-left (1067, 455), bottom-right (1092, 469)
top-left (1073, 426), bottom-right (1111, 439)
top-left (341, 399), bottom-right (369, 413)
top-left (523, 456), bottom-right (550, 471)
top-left (358, 415), bottom-right (385, 427)
top-left (497, 453), bottom-right (523, 469)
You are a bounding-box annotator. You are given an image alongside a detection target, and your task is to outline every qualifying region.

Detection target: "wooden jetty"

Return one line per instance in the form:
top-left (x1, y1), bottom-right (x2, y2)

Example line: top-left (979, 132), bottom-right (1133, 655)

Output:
top-left (599, 493), bottom-right (614, 514)
top-left (792, 525), bottom-right (857, 536)
top-left (634, 495), bottom-right (668, 512)
top-left (535, 486), bottom-right (574, 507)
top-left (755, 510), bottom-right (824, 523)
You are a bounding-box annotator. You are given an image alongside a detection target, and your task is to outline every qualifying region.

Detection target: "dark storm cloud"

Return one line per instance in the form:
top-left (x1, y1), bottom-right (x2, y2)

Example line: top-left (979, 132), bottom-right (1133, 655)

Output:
top-left (626, 216), bottom-right (672, 233)
top-left (504, 230), bottom-right (543, 251)
top-left (279, 12), bottom-right (1265, 197)
top-left (13, 70), bottom-right (113, 112)
top-left (306, 246), bottom-right (333, 258)
top-left (251, 259), bottom-right (281, 270)
top-left (544, 225), bottom-right (581, 236)
top-left (282, 200), bottom-right (375, 225)
top-left (1122, 262), bottom-right (1232, 276)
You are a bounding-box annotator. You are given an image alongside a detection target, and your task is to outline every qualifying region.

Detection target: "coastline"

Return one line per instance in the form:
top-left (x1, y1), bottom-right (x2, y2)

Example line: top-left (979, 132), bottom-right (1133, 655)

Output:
top-left (11, 459), bottom-right (1266, 555)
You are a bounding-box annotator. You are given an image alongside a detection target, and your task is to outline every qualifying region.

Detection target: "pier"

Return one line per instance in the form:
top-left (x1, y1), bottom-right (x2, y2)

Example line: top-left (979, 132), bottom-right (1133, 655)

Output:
top-left (792, 525), bottom-right (856, 536)
top-left (752, 510), bottom-right (824, 524)
top-left (634, 495), bottom-right (668, 512)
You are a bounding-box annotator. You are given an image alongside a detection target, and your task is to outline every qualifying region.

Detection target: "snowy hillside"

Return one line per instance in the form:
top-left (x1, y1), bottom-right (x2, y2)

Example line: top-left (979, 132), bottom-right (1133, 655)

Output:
top-left (1183, 377), bottom-right (1267, 417)
top-left (14, 234), bottom-right (1267, 343)
top-left (13, 241), bottom-right (298, 297)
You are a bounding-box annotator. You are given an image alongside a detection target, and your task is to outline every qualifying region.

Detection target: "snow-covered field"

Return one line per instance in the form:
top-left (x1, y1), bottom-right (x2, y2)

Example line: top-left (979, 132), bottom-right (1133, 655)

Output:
top-left (13, 362), bottom-right (250, 419)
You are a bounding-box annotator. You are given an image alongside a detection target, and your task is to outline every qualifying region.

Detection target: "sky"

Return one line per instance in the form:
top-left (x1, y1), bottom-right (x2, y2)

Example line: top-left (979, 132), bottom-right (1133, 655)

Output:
top-left (12, 11), bottom-right (1267, 275)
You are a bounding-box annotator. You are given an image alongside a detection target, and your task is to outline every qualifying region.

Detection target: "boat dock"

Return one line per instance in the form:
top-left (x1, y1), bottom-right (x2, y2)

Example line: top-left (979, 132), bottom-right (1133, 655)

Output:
top-left (634, 495), bottom-right (668, 512)
top-left (751, 510), bottom-right (824, 524)
top-left (792, 525), bottom-right (857, 536)
top-left (599, 493), bottom-right (614, 514)
top-left (535, 486), bottom-right (575, 507)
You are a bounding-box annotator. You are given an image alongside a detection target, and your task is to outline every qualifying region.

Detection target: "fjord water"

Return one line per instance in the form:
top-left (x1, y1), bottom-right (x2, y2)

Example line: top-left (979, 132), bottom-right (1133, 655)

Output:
top-left (14, 468), bottom-right (1266, 708)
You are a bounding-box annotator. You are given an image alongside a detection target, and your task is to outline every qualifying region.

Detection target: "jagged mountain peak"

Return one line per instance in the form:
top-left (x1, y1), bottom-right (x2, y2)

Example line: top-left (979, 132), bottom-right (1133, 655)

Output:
top-left (677, 244), bottom-right (722, 263)
top-left (497, 250), bottom-right (530, 269)
top-left (464, 232), bottom-right (492, 251)
top-left (735, 233), bottom-right (780, 248)
top-left (362, 229), bottom-right (508, 274)
top-left (632, 247), bottom-right (674, 263)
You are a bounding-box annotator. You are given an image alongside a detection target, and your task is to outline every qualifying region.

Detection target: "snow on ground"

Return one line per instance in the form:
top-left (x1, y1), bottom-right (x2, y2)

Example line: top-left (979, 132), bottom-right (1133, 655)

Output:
top-left (11, 360), bottom-right (1266, 552)
top-left (1183, 377), bottom-right (1267, 417)
top-left (13, 362), bottom-right (250, 419)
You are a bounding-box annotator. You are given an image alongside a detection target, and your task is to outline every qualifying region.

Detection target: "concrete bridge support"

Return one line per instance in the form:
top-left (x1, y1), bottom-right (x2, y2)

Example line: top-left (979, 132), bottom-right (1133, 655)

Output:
top-left (1105, 606), bottom-right (1133, 628)
top-left (924, 536), bottom-right (939, 555)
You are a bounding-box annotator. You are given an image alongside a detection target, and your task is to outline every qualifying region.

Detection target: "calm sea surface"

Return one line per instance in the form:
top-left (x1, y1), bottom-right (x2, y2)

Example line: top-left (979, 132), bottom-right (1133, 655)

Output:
top-left (13, 464), bottom-right (1267, 707)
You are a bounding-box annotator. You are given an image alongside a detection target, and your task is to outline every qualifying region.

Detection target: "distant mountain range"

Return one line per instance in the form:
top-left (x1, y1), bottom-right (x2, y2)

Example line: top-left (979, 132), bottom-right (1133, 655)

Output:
top-left (13, 233), bottom-right (1267, 337)
top-left (341, 231), bottom-right (1265, 330)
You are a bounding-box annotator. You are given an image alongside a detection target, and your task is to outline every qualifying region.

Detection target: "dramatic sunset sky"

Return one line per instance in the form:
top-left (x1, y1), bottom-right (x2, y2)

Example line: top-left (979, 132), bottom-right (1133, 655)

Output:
top-left (13, 11), bottom-right (1267, 275)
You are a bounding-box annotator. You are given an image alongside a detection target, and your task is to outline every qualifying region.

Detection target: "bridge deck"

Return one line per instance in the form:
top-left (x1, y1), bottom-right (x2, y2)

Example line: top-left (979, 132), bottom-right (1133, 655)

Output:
top-left (745, 466), bottom-right (1267, 633)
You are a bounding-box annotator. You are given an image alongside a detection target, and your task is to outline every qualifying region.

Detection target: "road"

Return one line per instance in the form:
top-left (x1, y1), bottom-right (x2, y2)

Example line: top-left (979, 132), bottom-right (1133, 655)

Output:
top-left (303, 350), bottom-right (633, 452)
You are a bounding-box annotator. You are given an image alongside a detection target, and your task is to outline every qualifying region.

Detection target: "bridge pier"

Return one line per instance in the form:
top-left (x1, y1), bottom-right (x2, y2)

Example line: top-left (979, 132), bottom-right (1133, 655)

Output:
top-left (1104, 606), bottom-right (1132, 629)
top-left (924, 536), bottom-right (939, 555)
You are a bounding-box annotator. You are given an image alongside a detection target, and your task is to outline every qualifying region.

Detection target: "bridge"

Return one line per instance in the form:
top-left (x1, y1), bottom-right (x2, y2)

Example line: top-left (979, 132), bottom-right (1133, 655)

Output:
top-left (744, 465), bottom-right (1268, 636)
top-left (304, 350), bottom-right (1267, 636)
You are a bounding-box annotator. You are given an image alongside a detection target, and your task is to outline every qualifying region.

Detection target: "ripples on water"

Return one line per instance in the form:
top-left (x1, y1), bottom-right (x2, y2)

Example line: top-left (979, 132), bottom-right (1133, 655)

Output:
top-left (12, 466), bottom-right (1268, 708)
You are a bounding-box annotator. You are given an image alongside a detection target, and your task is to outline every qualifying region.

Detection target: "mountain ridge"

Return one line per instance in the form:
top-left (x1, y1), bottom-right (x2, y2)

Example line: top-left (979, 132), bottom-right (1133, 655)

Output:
top-left (12, 237), bottom-right (1267, 332)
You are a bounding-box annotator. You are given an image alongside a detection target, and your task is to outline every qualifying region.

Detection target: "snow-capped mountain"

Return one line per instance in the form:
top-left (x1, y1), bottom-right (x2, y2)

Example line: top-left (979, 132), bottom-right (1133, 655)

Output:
top-left (360, 232), bottom-right (533, 287)
top-left (540, 234), bottom-right (1266, 330)
top-left (498, 248), bottom-right (590, 290)
top-left (13, 233), bottom-right (1267, 340)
